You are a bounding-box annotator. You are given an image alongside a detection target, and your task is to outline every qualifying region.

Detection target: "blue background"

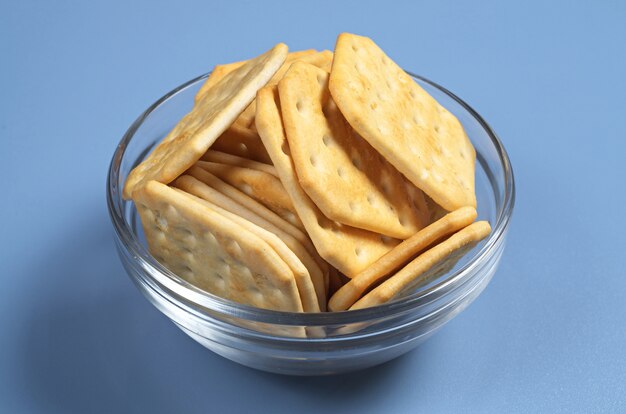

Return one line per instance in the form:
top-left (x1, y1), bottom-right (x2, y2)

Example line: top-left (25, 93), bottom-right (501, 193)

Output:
top-left (2, 1), bottom-right (625, 412)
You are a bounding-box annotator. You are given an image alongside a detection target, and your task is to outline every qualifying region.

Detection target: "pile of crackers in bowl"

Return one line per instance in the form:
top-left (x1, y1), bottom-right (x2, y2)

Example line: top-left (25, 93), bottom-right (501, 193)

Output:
top-left (123, 33), bottom-right (491, 313)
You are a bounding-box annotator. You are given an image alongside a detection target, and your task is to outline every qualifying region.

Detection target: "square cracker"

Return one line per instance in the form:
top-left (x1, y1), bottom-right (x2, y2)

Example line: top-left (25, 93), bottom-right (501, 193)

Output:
top-left (328, 206), bottom-right (477, 311)
top-left (173, 173), bottom-right (327, 310)
top-left (134, 180), bottom-right (303, 312)
top-left (350, 221), bottom-right (491, 310)
top-left (173, 187), bottom-right (320, 313)
top-left (122, 43), bottom-right (288, 199)
top-left (255, 84), bottom-right (400, 277)
top-left (195, 160), bottom-right (304, 231)
top-left (329, 33), bottom-right (476, 211)
top-left (278, 62), bottom-right (430, 239)
top-left (210, 125), bottom-right (273, 165)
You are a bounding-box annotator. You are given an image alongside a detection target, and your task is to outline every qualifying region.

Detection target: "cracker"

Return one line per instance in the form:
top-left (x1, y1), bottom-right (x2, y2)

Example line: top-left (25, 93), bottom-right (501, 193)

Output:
top-left (122, 43), bottom-right (288, 199)
top-left (195, 49), bottom-right (317, 104)
top-left (185, 165), bottom-right (308, 247)
top-left (328, 206), bottom-right (477, 311)
top-left (278, 62), bottom-right (429, 239)
top-left (173, 173), bottom-right (327, 310)
top-left (194, 60), bottom-right (246, 104)
top-left (235, 50), bottom-right (336, 131)
top-left (200, 149), bottom-right (277, 177)
top-left (134, 180), bottom-right (303, 312)
top-left (329, 33), bottom-right (476, 211)
top-left (350, 221), bottom-right (491, 310)
top-left (255, 85), bottom-right (399, 277)
top-left (173, 187), bottom-right (320, 312)
top-left (211, 125), bottom-right (273, 165)
top-left (302, 49), bottom-right (333, 72)
top-left (195, 160), bottom-right (304, 231)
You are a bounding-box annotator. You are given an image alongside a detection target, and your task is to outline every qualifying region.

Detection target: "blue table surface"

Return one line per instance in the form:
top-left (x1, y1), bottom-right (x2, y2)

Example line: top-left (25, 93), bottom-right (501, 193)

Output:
top-left (2, 1), bottom-right (625, 412)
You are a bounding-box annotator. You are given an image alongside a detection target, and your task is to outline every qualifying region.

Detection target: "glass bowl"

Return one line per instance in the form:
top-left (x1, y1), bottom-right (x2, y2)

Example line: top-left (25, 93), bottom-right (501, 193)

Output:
top-left (107, 71), bottom-right (515, 376)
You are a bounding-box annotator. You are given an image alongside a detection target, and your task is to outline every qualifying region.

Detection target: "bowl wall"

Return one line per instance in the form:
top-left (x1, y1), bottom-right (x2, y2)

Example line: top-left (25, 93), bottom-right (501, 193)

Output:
top-left (107, 72), bottom-right (514, 375)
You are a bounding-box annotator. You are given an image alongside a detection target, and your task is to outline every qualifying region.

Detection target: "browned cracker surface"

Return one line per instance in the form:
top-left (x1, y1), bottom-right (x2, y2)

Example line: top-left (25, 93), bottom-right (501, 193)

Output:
top-left (329, 33), bottom-right (476, 211)
top-left (256, 84), bottom-right (399, 277)
top-left (279, 62), bottom-right (429, 238)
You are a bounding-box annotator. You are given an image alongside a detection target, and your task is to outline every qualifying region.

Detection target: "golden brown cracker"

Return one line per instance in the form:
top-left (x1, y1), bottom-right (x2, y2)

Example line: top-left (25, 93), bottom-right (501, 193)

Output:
top-left (173, 174), bottom-right (327, 310)
top-left (255, 85), bottom-right (399, 278)
top-left (173, 187), bottom-right (320, 312)
top-left (278, 62), bottom-right (429, 238)
top-left (123, 43), bottom-right (288, 199)
top-left (134, 180), bottom-right (303, 312)
top-left (329, 33), bottom-right (476, 211)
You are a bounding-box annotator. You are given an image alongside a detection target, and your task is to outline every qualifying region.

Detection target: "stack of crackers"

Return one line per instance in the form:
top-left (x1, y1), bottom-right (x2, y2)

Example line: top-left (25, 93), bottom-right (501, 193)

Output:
top-left (123, 33), bottom-right (491, 313)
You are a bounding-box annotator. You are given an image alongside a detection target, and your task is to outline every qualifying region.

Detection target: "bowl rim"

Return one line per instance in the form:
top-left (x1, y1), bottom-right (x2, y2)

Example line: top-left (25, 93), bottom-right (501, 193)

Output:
top-left (107, 70), bottom-right (515, 327)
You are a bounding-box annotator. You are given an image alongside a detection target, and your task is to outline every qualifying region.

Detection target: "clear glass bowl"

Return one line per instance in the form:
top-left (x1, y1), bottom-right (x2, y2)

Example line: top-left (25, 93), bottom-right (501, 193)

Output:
top-left (107, 71), bottom-right (515, 376)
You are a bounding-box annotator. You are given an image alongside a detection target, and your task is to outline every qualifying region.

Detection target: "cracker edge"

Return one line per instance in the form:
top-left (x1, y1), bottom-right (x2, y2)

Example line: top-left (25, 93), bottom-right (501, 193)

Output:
top-left (328, 206), bottom-right (477, 311)
top-left (350, 221), bottom-right (491, 310)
